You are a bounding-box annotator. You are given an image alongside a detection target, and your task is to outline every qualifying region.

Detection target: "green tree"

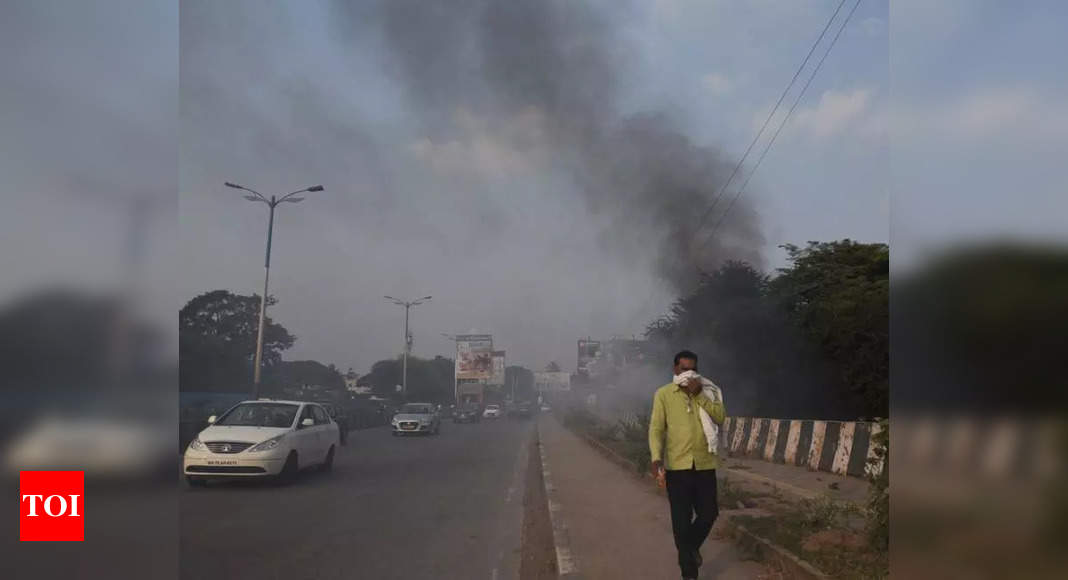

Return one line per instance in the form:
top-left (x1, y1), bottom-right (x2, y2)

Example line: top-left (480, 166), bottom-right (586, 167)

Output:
top-left (360, 355), bottom-right (455, 403)
top-left (770, 240), bottom-right (889, 417)
top-left (263, 360), bottom-right (346, 399)
top-left (179, 290), bottom-right (296, 392)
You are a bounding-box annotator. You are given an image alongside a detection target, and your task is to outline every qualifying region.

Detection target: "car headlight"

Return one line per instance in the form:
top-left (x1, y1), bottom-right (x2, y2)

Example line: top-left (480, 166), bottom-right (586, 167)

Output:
top-left (189, 438), bottom-right (207, 452)
top-left (248, 434), bottom-right (285, 453)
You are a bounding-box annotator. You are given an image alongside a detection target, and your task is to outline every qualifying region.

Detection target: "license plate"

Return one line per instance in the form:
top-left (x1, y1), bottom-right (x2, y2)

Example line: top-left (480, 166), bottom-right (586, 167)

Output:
top-left (207, 460), bottom-right (238, 465)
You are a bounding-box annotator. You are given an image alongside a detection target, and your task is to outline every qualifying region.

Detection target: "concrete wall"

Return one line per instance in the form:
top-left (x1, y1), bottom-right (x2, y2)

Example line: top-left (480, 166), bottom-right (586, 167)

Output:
top-left (723, 417), bottom-right (885, 479)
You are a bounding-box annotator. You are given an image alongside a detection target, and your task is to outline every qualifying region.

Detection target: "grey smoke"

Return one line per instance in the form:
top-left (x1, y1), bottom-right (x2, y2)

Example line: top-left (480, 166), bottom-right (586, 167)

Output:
top-left (335, 0), bottom-right (766, 293)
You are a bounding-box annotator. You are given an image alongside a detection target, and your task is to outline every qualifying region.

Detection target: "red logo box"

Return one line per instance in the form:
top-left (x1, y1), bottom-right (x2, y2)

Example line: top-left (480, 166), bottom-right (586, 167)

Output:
top-left (20, 471), bottom-right (84, 541)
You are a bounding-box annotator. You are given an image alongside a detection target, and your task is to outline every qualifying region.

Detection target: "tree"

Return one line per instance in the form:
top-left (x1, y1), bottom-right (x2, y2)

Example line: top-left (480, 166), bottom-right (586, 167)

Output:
top-left (545, 361), bottom-right (562, 372)
top-left (360, 355), bottom-right (455, 403)
top-left (0, 290), bottom-right (159, 392)
top-left (643, 247), bottom-right (884, 420)
top-left (179, 290), bottom-right (296, 392)
top-left (770, 240), bottom-right (888, 417)
top-left (263, 360), bottom-right (346, 400)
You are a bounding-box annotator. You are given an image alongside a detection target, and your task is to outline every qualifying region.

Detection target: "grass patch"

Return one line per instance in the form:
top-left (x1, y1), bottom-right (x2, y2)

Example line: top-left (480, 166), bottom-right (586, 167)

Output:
top-left (733, 497), bottom-right (887, 579)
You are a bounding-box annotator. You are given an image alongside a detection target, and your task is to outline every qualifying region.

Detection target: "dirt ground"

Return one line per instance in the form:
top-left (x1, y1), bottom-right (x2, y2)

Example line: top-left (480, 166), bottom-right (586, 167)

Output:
top-left (519, 435), bottom-right (557, 580)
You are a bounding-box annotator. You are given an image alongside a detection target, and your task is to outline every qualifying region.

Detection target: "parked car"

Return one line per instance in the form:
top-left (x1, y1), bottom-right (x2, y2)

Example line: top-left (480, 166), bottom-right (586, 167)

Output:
top-left (452, 404), bottom-right (482, 424)
top-left (482, 404), bottom-right (502, 419)
top-left (391, 403), bottom-right (441, 436)
top-left (183, 400), bottom-right (340, 486)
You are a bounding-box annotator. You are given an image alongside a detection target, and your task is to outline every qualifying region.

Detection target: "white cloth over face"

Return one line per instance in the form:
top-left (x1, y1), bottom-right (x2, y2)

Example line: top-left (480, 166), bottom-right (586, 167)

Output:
top-left (672, 370), bottom-right (724, 454)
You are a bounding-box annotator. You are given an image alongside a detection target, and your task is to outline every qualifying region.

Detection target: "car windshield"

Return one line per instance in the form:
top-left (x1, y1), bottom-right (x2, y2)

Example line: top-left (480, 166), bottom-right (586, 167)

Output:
top-left (215, 403), bottom-right (299, 428)
top-left (399, 404), bottom-right (432, 414)
top-left (487, 405), bottom-right (499, 410)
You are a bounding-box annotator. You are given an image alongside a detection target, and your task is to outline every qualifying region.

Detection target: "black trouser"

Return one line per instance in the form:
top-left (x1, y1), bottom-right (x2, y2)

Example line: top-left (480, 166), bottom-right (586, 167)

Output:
top-left (665, 467), bottom-right (719, 578)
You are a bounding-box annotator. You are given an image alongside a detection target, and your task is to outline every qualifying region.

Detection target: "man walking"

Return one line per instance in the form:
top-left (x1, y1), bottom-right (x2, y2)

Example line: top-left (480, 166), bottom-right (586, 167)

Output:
top-left (649, 350), bottom-right (726, 580)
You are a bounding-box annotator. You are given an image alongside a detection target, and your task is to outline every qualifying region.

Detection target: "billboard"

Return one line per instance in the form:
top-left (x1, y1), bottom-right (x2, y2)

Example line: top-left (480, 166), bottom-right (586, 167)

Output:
top-left (490, 350), bottom-right (506, 386)
top-left (456, 334), bottom-right (494, 380)
top-left (577, 339), bottom-right (601, 375)
top-left (534, 371), bottom-right (571, 392)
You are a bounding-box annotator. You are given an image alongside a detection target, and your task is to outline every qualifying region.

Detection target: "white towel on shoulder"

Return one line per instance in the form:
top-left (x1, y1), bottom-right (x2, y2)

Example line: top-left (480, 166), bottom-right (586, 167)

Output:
top-left (673, 370), bottom-right (724, 454)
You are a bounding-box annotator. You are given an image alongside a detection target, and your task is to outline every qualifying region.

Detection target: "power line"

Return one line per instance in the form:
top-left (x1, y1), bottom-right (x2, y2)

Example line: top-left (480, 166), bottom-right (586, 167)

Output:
top-left (690, 0), bottom-right (849, 247)
top-left (631, 0), bottom-right (854, 327)
top-left (700, 0), bottom-right (863, 251)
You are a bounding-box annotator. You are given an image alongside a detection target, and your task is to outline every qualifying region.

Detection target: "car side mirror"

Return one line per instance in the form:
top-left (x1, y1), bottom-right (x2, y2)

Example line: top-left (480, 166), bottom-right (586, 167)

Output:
top-left (207, 415), bottom-right (216, 424)
top-left (301, 417), bottom-right (315, 428)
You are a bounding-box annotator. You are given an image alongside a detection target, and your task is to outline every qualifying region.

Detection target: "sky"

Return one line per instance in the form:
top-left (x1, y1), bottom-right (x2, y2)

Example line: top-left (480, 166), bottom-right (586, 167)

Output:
top-left (3, 0), bottom-right (1065, 375)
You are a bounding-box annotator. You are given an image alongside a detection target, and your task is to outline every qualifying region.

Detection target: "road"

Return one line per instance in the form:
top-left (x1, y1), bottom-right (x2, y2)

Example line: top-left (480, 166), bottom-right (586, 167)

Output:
top-left (180, 417), bottom-right (537, 580)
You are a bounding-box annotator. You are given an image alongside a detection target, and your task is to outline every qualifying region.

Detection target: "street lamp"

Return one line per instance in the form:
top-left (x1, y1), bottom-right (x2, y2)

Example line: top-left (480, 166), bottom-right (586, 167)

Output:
top-left (226, 181), bottom-right (324, 399)
top-left (384, 295), bottom-right (432, 399)
top-left (442, 333), bottom-right (460, 406)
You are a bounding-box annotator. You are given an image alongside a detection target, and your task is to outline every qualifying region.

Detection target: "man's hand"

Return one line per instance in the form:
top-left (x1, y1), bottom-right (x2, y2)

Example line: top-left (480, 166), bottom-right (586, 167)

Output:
top-left (684, 377), bottom-right (703, 396)
top-left (652, 460), bottom-right (666, 488)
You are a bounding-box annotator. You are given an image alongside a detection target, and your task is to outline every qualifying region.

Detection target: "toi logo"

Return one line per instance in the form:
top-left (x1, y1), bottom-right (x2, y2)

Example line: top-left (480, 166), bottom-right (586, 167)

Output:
top-left (20, 471), bottom-right (84, 541)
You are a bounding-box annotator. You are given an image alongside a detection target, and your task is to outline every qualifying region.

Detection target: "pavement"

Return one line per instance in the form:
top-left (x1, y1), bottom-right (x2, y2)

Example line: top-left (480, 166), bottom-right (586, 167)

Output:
top-left (537, 413), bottom-right (770, 579)
top-left (721, 454), bottom-right (871, 505)
top-left (180, 417), bottom-right (536, 580)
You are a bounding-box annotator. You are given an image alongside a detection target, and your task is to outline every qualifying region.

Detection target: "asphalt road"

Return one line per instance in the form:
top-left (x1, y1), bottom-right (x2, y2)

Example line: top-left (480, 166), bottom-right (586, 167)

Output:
top-left (180, 416), bottom-right (536, 580)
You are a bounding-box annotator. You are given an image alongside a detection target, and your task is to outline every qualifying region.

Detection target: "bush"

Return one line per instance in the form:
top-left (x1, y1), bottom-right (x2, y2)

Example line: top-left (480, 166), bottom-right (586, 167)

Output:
top-left (866, 419), bottom-right (889, 550)
top-left (563, 408), bottom-right (599, 433)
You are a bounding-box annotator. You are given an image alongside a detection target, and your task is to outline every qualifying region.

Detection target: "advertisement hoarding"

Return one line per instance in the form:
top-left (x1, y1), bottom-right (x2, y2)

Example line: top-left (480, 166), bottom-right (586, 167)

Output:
top-left (490, 351), bottom-right (506, 386)
top-left (456, 335), bottom-right (494, 380)
top-left (577, 339), bottom-right (601, 375)
top-left (534, 371), bottom-right (571, 392)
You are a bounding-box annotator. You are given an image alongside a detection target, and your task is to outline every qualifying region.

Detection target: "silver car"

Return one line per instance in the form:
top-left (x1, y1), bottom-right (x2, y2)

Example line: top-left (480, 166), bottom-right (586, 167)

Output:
top-left (391, 403), bottom-right (441, 436)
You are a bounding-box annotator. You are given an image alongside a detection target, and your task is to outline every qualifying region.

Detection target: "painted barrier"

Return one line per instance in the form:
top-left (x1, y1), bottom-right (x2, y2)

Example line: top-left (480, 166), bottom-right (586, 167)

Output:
top-left (724, 415), bottom-right (1061, 482)
top-left (723, 416), bottom-right (884, 479)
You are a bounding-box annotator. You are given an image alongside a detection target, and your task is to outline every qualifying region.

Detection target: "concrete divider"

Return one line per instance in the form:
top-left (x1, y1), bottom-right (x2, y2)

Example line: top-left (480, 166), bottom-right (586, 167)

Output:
top-left (726, 417), bottom-right (884, 480)
top-left (726, 415), bottom-right (1062, 482)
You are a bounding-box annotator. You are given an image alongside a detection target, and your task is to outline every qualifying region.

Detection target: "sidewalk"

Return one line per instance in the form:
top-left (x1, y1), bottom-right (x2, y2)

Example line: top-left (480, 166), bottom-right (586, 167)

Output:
top-left (721, 455), bottom-right (870, 505)
top-left (538, 414), bottom-right (770, 579)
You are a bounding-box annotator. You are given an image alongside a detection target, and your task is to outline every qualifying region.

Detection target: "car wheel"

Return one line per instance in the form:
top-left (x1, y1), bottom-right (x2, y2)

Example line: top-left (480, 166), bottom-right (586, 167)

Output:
top-left (276, 451), bottom-right (298, 485)
top-left (186, 476), bottom-right (207, 488)
top-left (320, 446), bottom-right (335, 472)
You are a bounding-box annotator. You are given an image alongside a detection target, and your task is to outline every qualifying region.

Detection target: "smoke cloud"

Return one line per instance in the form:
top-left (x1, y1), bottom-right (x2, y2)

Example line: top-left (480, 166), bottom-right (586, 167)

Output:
top-left (334, 0), bottom-right (765, 293)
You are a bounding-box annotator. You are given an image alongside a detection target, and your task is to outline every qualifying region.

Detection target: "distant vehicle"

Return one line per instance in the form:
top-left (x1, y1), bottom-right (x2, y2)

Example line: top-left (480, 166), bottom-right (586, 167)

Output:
top-left (452, 404), bottom-right (482, 424)
top-left (482, 404), bottom-right (502, 419)
top-left (391, 403), bottom-right (441, 436)
top-left (540, 404), bottom-right (552, 412)
top-left (512, 401), bottom-right (533, 418)
top-left (183, 400), bottom-right (340, 487)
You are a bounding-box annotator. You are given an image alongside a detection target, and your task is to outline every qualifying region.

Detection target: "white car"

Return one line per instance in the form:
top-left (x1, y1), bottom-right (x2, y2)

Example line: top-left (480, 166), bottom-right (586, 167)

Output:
top-left (482, 404), bottom-right (502, 419)
top-left (183, 400), bottom-right (339, 486)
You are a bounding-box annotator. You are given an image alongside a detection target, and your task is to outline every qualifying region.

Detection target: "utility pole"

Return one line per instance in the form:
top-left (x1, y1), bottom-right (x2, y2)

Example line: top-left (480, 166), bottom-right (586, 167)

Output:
top-left (442, 333), bottom-right (460, 407)
top-left (225, 181), bottom-right (324, 399)
top-left (385, 295), bottom-right (431, 399)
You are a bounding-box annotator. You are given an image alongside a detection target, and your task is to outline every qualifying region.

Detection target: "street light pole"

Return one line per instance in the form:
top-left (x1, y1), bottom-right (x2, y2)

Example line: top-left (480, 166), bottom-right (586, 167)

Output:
top-left (385, 295), bottom-right (431, 399)
top-left (442, 333), bottom-right (459, 406)
top-left (226, 181), bottom-right (324, 399)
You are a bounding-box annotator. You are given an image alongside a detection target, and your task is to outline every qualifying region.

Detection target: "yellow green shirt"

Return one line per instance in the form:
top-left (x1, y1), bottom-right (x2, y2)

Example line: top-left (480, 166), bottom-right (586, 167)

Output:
top-left (648, 382), bottom-right (726, 471)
